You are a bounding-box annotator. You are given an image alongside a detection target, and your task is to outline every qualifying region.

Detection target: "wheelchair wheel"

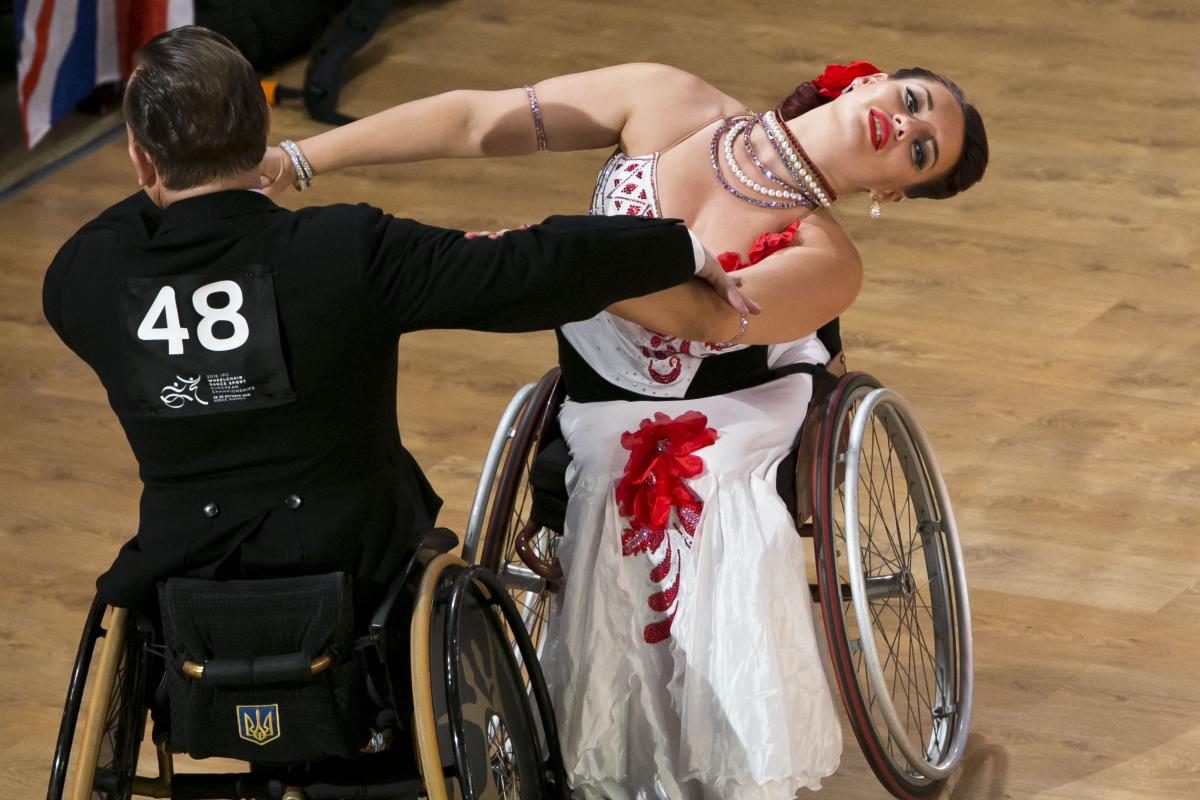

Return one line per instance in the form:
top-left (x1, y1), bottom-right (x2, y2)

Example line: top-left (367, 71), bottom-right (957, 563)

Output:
top-left (48, 601), bottom-right (151, 800)
top-left (475, 368), bottom-right (565, 664)
top-left (411, 554), bottom-right (568, 800)
top-left (811, 373), bottom-right (973, 799)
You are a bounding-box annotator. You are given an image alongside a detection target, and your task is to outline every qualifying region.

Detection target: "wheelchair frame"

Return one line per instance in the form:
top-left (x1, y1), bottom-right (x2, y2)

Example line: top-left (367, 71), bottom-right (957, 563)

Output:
top-left (47, 532), bottom-right (570, 800)
top-left (462, 365), bottom-right (974, 800)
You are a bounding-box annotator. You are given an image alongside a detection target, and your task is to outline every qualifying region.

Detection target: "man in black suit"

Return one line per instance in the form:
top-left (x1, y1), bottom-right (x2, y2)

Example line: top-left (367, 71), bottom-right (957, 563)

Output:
top-left (42, 26), bottom-right (736, 613)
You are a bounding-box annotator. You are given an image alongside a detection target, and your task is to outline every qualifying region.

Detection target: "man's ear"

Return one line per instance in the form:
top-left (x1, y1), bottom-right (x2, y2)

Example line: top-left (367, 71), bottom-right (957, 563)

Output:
top-left (126, 127), bottom-right (158, 190)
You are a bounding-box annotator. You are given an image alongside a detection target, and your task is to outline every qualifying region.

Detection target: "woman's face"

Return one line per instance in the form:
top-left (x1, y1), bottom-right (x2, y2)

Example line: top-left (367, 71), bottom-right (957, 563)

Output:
top-left (832, 75), bottom-right (965, 196)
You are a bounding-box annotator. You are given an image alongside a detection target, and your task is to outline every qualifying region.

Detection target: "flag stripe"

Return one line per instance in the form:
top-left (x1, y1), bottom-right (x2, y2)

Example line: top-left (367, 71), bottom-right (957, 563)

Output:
top-left (95, 0), bottom-right (118, 84)
top-left (17, 0), bottom-right (195, 148)
top-left (166, 0), bottom-right (190, 30)
top-left (52, 0), bottom-right (98, 123)
top-left (23, 0), bottom-right (82, 147)
top-left (18, 0), bottom-right (57, 122)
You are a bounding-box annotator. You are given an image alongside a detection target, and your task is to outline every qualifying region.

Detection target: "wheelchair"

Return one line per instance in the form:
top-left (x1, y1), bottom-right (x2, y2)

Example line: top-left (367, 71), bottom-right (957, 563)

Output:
top-left (47, 529), bottom-right (570, 800)
top-left (462, 352), bottom-right (974, 800)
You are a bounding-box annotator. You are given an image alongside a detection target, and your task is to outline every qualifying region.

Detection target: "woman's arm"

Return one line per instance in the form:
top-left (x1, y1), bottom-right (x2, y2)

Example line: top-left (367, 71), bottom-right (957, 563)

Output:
top-left (262, 63), bottom-right (733, 188)
top-left (607, 214), bottom-right (863, 344)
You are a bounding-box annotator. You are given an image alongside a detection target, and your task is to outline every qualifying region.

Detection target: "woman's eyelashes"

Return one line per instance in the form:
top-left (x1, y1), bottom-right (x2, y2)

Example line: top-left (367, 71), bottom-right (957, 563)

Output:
top-left (902, 87), bottom-right (926, 169)
top-left (912, 141), bottom-right (926, 169)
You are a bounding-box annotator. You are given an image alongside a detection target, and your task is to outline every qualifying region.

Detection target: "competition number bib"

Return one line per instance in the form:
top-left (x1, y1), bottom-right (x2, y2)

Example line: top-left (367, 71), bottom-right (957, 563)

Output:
top-left (119, 265), bottom-right (296, 416)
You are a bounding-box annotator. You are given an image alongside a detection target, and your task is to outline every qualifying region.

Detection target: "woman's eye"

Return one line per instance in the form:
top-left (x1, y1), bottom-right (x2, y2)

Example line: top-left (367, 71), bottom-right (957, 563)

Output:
top-left (905, 87), bottom-right (918, 114)
top-left (912, 141), bottom-right (925, 169)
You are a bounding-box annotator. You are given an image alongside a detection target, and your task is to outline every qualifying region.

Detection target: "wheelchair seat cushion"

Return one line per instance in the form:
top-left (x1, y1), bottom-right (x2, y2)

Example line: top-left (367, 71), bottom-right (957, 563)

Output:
top-left (158, 572), bottom-right (374, 763)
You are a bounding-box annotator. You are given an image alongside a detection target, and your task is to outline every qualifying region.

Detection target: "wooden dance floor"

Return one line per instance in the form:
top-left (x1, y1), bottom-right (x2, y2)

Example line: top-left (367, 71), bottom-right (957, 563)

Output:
top-left (2, 1), bottom-right (1196, 797)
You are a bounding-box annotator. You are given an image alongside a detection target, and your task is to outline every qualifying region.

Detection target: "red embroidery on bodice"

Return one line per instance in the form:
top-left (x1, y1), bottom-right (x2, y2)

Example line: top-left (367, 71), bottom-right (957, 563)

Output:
top-left (603, 155), bottom-right (658, 219)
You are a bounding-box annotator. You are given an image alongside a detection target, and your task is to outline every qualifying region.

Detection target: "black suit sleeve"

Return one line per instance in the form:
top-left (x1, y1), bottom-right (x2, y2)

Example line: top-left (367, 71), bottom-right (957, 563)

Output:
top-left (352, 207), bottom-right (697, 335)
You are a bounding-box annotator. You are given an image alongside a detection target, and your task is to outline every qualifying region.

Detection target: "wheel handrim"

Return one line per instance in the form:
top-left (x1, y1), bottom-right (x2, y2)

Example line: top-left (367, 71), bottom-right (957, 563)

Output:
top-left (839, 387), bottom-right (972, 780)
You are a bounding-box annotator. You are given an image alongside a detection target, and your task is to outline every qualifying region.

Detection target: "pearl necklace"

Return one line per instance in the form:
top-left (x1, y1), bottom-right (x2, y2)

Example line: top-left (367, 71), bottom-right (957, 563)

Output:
top-left (761, 110), bottom-right (833, 208)
top-left (722, 120), bottom-right (809, 201)
top-left (709, 116), bottom-right (814, 210)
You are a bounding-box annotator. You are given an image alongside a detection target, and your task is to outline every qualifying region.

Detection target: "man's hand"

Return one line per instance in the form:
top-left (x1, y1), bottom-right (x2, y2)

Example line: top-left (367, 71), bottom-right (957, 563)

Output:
top-left (696, 245), bottom-right (762, 317)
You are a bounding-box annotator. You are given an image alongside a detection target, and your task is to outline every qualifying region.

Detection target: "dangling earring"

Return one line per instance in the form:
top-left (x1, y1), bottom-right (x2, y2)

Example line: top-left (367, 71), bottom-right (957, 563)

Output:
top-left (869, 195), bottom-right (882, 219)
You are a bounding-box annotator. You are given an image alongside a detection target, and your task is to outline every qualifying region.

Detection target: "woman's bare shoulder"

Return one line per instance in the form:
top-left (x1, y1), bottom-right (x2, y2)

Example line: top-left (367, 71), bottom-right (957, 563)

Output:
top-left (617, 63), bottom-right (750, 153)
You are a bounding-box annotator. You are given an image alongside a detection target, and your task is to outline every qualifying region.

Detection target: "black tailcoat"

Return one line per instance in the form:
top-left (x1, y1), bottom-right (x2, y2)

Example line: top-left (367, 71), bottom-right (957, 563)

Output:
top-left (43, 190), bottom-right (696, 610)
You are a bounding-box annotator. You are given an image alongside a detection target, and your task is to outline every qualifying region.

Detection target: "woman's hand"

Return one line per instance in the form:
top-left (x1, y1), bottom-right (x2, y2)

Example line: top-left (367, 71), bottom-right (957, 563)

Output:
top-left (463, 224), bottom-right (530, 240)
top-left (696, 246), bottom-right (762, 317)
top-left (257, 146), bottom-right (294, 197)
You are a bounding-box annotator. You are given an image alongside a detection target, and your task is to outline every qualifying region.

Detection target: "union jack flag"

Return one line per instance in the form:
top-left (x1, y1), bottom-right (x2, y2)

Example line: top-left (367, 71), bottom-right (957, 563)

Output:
top-left (14, 0), bottom-right (193, 148)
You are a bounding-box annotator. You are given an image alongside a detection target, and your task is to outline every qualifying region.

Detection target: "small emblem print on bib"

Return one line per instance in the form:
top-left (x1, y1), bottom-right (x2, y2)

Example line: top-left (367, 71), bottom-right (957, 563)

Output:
top-left (160, 375), bottom-right (209, 409)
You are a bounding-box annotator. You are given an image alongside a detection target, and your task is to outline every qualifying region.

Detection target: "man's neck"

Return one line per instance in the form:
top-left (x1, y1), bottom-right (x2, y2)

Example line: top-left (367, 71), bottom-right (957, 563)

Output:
top-left (150, 169), bottom-right (262, 208)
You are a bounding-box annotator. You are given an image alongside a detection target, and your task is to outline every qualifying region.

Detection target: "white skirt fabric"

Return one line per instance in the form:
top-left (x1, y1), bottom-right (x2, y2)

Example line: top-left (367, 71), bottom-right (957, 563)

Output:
top-left (542, 350), bottom-right (842, 799)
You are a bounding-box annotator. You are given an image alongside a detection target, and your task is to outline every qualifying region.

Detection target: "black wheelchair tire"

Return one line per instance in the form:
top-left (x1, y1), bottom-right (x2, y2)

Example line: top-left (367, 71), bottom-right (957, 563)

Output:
top-left (48, 601), bottom-right (150, 800)
top-left (412, 556), bottom-right (569, 800)
top-left (445, 566), bottom-right (569, 799)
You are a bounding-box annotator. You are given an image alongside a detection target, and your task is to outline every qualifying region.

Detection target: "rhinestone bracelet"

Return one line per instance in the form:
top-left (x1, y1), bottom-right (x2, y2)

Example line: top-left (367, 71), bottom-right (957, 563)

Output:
top-left (279, 139), bottom-right (314, 191)
top-left (523, 84), bottom-right (547, 152)
top-left (717, 312), bottom-right (750, 347)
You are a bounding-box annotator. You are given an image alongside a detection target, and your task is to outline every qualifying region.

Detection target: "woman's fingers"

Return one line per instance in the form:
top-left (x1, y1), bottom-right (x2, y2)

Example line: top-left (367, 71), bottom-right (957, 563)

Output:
top-left (258, 146), bottom-right (292, 197)
top-left (464, 223), bottom-right (531, 239)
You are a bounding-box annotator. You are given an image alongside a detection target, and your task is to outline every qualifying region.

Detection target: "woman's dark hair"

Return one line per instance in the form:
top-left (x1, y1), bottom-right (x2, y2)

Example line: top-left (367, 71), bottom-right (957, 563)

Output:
top-left (778, 66), bottom-right (988, 200)
top-left (123, 26), bottom-right (267, 190)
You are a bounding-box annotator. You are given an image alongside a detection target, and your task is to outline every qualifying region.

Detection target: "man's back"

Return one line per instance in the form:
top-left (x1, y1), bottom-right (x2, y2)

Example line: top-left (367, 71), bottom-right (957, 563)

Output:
top-left (44, 189), bottom-right (698, 609)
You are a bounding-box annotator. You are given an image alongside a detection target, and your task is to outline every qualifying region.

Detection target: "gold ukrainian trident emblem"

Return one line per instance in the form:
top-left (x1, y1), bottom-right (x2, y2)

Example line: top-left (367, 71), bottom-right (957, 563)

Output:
top-left (236, 704), bottom-right (281, 746)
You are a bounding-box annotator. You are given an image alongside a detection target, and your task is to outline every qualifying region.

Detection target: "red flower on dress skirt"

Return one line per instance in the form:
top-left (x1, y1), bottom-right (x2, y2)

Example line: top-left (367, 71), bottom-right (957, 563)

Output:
top-left (615, 411), bottom-right (719, 644)
top-left (616, 411), bottom-right (717, 550)
top-left (811, 60), bottom-right (881, 100)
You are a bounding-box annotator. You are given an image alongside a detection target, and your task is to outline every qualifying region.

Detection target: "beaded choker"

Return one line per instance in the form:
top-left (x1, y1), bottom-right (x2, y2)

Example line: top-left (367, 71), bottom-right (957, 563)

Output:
top-left (764, 109), bottom-right (837, 204)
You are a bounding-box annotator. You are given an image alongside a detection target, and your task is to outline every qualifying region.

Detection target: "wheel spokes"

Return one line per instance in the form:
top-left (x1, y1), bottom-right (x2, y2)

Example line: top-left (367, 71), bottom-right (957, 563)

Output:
top-left (829, 385), bottom-right (968, 782)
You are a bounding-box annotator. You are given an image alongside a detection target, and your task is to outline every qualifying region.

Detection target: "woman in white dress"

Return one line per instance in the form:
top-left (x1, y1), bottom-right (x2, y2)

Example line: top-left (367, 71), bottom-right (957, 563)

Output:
top-left (262, 60), bottom-right (987, 798)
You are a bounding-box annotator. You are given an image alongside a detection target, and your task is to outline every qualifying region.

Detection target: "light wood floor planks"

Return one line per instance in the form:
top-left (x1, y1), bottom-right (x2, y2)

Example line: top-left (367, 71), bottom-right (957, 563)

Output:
top-left (1, 1), bottom-right (1197, 797)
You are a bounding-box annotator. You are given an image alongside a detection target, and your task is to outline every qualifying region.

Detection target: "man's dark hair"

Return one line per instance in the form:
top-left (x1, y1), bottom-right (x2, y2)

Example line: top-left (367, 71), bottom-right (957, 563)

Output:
top-left (124, 26), bottom-right (267, 191)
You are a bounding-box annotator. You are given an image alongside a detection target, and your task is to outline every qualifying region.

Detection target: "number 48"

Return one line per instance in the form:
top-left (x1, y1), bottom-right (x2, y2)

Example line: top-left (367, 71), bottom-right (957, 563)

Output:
top-left (137, 280), bottom-right (250, 355)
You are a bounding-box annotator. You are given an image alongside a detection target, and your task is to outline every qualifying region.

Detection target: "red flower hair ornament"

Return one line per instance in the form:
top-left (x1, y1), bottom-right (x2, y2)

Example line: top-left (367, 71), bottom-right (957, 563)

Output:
top-left (811, 60), bottom-right (881, 100)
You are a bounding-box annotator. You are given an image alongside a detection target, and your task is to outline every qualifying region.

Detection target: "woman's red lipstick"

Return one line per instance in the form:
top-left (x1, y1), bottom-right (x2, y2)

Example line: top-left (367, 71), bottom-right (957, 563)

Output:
top-left (869, 109), bottom-right (891, 150)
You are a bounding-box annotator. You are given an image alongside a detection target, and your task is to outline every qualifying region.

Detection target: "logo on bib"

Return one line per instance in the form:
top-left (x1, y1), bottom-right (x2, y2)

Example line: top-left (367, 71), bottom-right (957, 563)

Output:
top-left (160, 375), bottom-right (208, 409)
top-left (236, 704), bottom-right (281, 745)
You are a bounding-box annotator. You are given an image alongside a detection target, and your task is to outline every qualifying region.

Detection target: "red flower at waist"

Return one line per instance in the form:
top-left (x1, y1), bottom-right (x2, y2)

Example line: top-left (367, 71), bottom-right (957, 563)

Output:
top-left (717, 219), bottom-right (803, 272)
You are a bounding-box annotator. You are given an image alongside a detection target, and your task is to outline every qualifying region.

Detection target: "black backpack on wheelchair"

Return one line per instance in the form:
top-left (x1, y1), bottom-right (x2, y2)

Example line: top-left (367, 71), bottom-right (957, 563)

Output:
top-left (48, 528), bottom-right (569, 800)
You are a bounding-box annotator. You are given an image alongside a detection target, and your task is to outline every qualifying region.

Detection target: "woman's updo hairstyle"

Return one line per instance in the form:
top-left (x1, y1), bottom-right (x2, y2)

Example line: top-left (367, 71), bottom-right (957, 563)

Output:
top-left (778, 81), bottom-right (830, 121)
top-left (777, 66), bottom-right (988, 200)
